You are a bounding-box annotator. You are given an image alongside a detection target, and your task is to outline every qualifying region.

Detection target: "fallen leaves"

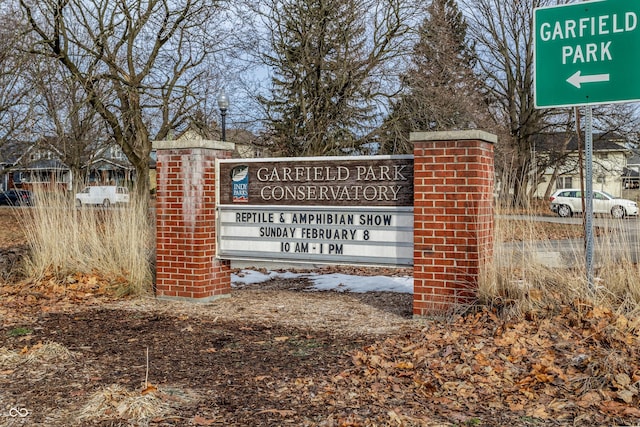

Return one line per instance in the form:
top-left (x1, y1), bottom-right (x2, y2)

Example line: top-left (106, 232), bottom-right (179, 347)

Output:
top-left (3, 297), bottom-right (639, 426)
top-left (600, 400), bottom-right (640, 418)
top-left (613, 372), bottom-right (638, 404)
top-left (140, 383), bottom-right (158, 395)
top-left (0, 271), bottom-right (120, 325)
top-left (192, 414), bottom-right (218, 425)
top-left (256, 408), bottom-right (296, 416)
top-left (326, 304), bottom-right (640, 425)
top-left (2, 251), bottom-right (640, 425)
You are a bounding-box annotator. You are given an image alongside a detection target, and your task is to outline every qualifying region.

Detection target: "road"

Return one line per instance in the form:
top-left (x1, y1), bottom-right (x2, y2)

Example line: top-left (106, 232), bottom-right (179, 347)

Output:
top-left (499, 214), bottom-right (640, 231)
top-left (498, 214), bottom-right (640, 267)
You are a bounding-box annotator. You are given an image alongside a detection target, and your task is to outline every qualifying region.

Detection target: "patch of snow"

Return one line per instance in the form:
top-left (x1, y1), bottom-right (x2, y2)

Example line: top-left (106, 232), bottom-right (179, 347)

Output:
top-left (232, 269), bottom-right (303, 285)
top-left (232, 269), bottom-right (413, 294)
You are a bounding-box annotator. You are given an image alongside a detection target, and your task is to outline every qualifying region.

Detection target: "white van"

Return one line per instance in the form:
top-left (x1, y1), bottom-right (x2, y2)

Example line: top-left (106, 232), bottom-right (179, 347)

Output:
top-left (75, 186), bottom-right (130, 207)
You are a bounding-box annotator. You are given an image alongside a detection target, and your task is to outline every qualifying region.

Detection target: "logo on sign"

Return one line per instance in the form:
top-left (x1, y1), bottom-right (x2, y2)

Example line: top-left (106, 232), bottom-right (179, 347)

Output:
top-left (231, 165), bottom-right (249, 203)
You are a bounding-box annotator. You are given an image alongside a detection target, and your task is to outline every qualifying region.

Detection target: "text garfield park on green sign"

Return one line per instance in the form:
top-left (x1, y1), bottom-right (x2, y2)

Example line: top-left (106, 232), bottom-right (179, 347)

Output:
top-left (535, 0), bottom-right (640, 108)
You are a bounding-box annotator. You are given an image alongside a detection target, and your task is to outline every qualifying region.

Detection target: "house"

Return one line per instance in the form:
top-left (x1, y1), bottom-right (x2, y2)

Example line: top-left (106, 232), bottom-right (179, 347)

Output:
top-left (621, 150), bottom-right (640, 200)
top-left (0, 140), bottom-right (30, 190)
top-left (0, 140), bottom-right (71, 192)
top-left (85, 144), bottom-right (135, 186)
top-left (531, 133), bottom-right (632, 199)
top-left (229, 129), bottom-right (270, 158)
top-left (0, 139), bottom-right (137, 192)
top-left (2, 121), bottom-right (260, 193)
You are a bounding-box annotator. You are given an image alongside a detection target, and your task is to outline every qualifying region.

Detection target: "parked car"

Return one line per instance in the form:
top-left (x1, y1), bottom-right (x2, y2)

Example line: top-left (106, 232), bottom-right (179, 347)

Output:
top-left (549, 189), bottom-right (638, 218)
top-left (0, 189), bottom-right (32, 206)
top-left (75, 186), bottom-right (130, 207)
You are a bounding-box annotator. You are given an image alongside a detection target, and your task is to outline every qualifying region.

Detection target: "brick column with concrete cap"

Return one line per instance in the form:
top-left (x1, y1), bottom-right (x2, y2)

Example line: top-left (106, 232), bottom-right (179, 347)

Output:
top-left (411, 130), bottom-right (496, 316)
top-left (153, 139), bottom-right (235, 302)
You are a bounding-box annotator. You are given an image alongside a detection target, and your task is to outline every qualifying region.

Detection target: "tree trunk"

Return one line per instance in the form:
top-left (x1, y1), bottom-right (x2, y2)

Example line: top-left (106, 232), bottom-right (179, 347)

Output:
top-left (544, 165), bottom-right (560, 200)
top-left (132, 160), bottom-right (150, 207)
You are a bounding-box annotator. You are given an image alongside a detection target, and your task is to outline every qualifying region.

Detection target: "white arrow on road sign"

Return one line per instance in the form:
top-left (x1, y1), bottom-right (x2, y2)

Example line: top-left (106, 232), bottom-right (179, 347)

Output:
top-left (566, 71), bottom-right (611, 89)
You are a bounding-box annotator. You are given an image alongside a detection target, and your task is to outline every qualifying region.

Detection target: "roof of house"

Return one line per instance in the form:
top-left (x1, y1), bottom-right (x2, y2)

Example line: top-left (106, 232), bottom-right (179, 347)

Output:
top-left (0, 140), bottom-right (33, 165)
top-left (533, 132), bottom-right (629, 152)
top-left (1, 136), bottom-right (158, 172)
top-left (173, 123), bottom-right (258, 146)
top-left (86, 158), bottom-right (135, 171)
top-left (18, 159), bottom-right (69, 171)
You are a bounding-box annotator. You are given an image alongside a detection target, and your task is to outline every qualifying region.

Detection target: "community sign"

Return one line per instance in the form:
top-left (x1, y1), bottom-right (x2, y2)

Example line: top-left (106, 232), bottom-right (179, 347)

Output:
top-left (216, 156), bottom-right (414, 266)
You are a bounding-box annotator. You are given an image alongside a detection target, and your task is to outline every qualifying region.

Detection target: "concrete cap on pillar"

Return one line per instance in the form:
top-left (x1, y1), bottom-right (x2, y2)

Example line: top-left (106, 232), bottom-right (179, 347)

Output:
top-left (152, 139), bottom-right (236, 151)
top-left (410, 130), bottom-right (497, 144)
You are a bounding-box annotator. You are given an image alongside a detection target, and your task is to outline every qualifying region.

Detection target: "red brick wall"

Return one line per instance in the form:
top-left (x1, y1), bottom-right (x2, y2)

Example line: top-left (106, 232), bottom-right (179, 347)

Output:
top-left (411, 131), bottom-right (495, 315)
top-left (154, 143), bottom-right (233, 301)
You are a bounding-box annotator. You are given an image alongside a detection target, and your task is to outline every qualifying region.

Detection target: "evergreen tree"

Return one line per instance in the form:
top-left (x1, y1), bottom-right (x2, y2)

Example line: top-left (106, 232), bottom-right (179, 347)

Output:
top-left (259, 0), bottom-right (409, 156)
top-left (378, 0), bottom-right (483, 154)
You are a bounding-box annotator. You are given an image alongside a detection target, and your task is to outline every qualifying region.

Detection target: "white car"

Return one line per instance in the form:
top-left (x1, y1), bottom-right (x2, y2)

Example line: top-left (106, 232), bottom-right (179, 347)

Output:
top-left (75, 186), bottom-right (130, 207)
top-left (549, 189), bottom-right (638, 218)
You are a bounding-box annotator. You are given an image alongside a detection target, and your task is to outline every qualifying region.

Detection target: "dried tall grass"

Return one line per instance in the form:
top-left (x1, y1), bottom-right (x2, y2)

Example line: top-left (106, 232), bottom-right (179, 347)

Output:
top-left (20, 188), bottom-right (153, 295)
top-left (481, 208), bottom-right (640, 318)
top-left (0, 342), bottom-right (74, 369)
top-left (77, 385), bottom-right (171, 423)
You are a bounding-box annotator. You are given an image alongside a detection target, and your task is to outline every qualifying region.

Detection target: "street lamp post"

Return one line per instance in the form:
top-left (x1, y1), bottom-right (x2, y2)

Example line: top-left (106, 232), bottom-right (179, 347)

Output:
top-left (217, 89), bottom-right (229, 142)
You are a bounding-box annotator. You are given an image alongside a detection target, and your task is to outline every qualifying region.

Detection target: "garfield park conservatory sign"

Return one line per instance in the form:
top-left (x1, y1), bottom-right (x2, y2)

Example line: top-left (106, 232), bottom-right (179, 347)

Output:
top-left (153, 130), bottom-right (496, 316)
top-left (216, 156), bottom-right (414, 266)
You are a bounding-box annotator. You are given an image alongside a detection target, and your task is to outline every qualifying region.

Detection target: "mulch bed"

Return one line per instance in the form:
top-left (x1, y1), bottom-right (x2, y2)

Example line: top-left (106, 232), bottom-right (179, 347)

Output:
top-left (1, 307), bottom-right (374, 426)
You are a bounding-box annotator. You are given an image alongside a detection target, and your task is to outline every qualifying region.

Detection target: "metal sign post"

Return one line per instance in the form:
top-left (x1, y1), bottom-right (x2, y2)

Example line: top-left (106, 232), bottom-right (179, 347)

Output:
top-left (584, 106), bottom-right (594, 289)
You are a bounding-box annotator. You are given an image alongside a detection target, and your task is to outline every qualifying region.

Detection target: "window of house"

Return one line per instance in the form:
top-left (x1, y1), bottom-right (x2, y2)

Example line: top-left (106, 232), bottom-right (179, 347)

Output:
top-left (557, 176), bottom-right (572, 189)
top-left (109, 146), bottom-right (125, 160)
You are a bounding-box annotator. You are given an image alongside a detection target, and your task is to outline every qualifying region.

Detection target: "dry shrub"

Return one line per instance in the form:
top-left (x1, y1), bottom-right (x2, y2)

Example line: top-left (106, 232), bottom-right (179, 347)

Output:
top-left (77, 385), bottom-right (171, 423)
top-left (0, 346), bottom-right (22, 368)
top-left (0, 342), bottom-right (74, 369)
top-left (19, 187), bottom-right (153, 295)
top-left (77, 385), bottom-right (198, 424)
top-left (481, 208), bottom-right (640, 319)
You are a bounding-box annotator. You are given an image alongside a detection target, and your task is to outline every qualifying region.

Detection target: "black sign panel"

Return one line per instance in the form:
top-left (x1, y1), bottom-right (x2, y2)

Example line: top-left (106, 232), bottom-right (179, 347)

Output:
top-left (218, 156), bottom-right (414, 207)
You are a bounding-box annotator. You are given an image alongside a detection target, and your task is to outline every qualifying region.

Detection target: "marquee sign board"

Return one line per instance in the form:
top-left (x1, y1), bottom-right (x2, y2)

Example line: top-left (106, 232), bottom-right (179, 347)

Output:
top-left (216, 155), bottom-right (414, 266)
top-left (534, 0), bottom-right (640, 107)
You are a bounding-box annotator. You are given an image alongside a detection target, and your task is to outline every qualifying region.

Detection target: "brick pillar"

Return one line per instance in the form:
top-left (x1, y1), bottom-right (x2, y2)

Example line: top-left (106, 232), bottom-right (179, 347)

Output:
top-left (410, 130), bottom-right (496, 316)
top-left (152, 139), bottom-right (235, 302)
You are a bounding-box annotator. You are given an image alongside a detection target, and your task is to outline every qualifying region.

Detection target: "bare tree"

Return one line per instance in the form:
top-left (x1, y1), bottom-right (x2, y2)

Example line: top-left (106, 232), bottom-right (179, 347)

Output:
top-left (462, 0), bottom-right (640, 206)
top-left (0, 4), bottom-right (32, 147)
top-left (19, 0), bottom-right (232, 201)
top-left (460, 0), bottom-right (553, 206)
top-left (27, 58), bottom-right (108, 190)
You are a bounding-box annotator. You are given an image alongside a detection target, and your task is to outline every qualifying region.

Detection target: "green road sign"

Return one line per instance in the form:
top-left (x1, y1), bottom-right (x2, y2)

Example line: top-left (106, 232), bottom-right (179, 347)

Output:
top-left (534, 0), bottom-right (640, 108)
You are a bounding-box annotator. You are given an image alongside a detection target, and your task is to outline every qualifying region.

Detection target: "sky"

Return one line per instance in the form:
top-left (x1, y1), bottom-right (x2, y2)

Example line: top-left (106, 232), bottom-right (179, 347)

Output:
top-left (232, 269), bottom-right (413, 293)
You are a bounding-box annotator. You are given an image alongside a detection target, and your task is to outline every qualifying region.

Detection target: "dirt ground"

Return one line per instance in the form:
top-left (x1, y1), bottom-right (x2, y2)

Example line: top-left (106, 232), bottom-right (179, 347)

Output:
top-left (2, 209), bottom-right (640, 426)
top-left (0, 209), bottom-right (419, 426)
top-left (0, 289), bottom-right (415, 426)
